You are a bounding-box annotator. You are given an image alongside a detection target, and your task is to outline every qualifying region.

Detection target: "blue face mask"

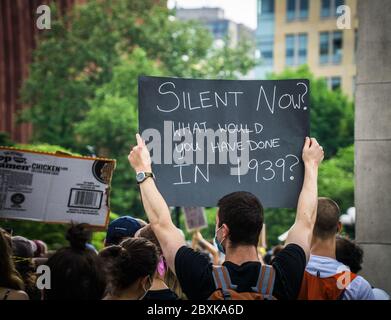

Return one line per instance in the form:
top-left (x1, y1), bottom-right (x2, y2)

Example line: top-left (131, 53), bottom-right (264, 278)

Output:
top-left (214, 225), bottom-right (226, 254)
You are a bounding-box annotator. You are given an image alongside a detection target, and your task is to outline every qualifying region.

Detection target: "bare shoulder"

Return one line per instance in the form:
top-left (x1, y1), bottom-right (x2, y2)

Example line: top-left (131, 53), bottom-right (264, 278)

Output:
top-left (8, 290), bottom-right (29, 300)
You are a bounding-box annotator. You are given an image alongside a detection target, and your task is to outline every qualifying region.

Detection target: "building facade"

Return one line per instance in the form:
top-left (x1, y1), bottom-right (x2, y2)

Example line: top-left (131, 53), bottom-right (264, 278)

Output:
top-left (176, 7), bottom-right (255, 48)
top-left (256, 0), bottom-right (358, 98)
top-left (0, 0), bottom-right (166, 144)
top-left (0, 0), bottom-right (86, 143)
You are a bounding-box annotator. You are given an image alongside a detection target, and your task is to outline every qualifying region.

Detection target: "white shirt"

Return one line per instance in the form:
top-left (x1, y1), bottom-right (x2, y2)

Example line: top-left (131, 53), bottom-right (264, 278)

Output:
top-left (306, 254), bottom-right (375, 300)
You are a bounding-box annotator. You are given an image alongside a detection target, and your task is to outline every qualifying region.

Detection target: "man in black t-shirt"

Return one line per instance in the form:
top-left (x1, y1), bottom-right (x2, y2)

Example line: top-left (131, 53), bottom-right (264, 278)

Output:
top-left (128, 134), bottom-right (324, 300)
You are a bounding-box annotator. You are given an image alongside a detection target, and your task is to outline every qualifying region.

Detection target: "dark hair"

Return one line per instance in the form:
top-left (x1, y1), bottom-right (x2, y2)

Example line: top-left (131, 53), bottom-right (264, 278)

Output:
top-left (313, 198), bottom-right (341, 239)
top-left (138, 224), bottom-right (162, 256)
top-left (13, 257), bottom-right (40, 300)
top-left (336, 236), bottom-right (363, 273)
top-left (217, 191), bottom-right (264, 247)
top-left (45, 224), bottom-right (106, 300)
top-left (272, 244), bottom-right (284, 258)
top-left (65, 223), bottom-right (92, 251)
top-left (0, 228), bottom-right (24, 290)
top-left (100, 237), bottom-right (158, 295)
top-left (137, 224), bottom-right (184, 298)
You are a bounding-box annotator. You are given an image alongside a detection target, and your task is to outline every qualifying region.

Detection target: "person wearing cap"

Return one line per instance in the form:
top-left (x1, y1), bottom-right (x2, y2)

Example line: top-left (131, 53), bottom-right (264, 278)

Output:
top-left (104, 216), bottom-right (143, 247)
top-left (32, 240), bottom-right (48, 258)
top-left (11, 236), bottom-right (35, 258)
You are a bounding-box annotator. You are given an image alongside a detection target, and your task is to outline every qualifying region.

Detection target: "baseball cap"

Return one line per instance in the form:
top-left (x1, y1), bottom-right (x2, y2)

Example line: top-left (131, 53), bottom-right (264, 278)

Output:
top-left (105, 216), bottom-right (142, 245)
top-left (11, 236), bottom-right (35, 258)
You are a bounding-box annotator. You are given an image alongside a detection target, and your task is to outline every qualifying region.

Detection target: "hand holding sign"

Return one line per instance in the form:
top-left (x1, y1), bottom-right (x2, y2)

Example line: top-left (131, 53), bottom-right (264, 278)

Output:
top-left (302, 137), bottom-right (324, 167)
top-left (128, 133), bottom-right (152, 173)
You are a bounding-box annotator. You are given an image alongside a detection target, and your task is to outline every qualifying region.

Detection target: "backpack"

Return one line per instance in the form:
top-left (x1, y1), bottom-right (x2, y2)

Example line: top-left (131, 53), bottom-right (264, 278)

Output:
top-left (298, 270), bottom-right (357, 300)
top-left (208, 264), bottom-right (277, 300)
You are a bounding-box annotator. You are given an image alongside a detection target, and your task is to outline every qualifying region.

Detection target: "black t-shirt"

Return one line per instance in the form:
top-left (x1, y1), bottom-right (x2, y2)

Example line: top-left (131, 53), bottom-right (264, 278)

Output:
top-left (143, 289), bottom-right (179, 300)
top-left (174, 243), bottom-right (306, 300)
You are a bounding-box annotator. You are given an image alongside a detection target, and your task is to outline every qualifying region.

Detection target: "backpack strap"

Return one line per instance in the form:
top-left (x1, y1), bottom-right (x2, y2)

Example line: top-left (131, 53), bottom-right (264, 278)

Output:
top-left (251, 265), bottom-right (276, 298)
top-left (212, 266), bottom-right (238, 300)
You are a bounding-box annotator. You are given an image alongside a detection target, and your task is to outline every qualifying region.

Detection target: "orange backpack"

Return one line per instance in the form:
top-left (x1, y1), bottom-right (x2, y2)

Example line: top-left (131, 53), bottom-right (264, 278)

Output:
top-left (208, 265), bottom-right (277, 300)
top-left (298, 270), bottom-right (357, 300)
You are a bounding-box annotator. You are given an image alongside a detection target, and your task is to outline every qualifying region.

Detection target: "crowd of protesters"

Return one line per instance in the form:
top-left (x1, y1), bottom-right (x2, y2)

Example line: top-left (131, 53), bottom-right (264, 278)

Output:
top-left (0, 135), bottom-right (389, 300)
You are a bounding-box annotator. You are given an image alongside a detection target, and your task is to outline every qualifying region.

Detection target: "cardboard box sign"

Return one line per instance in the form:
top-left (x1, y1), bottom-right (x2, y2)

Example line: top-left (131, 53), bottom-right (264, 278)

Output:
top-left (0, 147), bottom-right (116, 229)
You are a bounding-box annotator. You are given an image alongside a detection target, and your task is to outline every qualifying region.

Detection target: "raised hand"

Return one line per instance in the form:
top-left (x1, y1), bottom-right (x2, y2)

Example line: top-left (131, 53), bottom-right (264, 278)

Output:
top-left (302, 137), bottom-right (324, 167)
top-left (128, 133), bottom-right (152, 172)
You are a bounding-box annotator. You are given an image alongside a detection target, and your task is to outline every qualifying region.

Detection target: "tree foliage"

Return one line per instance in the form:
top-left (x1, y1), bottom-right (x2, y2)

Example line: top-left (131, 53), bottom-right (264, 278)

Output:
top-left (20, 0), bottom-right (255, 149)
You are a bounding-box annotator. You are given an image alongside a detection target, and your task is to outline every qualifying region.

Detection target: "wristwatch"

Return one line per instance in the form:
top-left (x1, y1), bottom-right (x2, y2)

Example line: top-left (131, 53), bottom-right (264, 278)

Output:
top-left (136, 172), bottom-right (155, 184)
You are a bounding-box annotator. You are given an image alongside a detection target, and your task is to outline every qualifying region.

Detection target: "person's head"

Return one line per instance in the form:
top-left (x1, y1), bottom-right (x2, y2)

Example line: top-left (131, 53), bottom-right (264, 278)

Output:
top-left (272, 244), bottom-right (284, 260)
top-left (100, 237), bottom-right (158, 300)
top-left (336, 236), bottom-right (363, 273)
top-left (0, 228), bottom-right (24, 290)
top-left (136, 224), bottom-right (170, 280)
top-left (45, 224), bottom-right (106, 300)
top-left (135, 224), bottom-right (185, 298)
top-left (32, 240), bottom-right (48, 258)
top-left (11, 236), bottom-right (35, 258)
top-left (313, 197), bottom-right (342, 241)
top-left (215, 191), bottom-right (264, 252)
top-left (105, 216), bottom-right (142, 246)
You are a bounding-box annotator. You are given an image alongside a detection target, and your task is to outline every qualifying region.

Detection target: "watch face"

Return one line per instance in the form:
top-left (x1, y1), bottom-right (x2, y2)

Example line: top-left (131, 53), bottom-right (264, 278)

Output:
top-left (136, 172), bottom-right (145, 183)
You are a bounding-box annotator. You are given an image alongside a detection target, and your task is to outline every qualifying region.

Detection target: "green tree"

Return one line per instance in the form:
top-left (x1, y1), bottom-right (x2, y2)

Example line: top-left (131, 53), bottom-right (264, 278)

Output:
top-left (318, 145), bottom-right (354, 212)
top-left (20, 0), bottom-right (255, 149)
top-left (268, 66), bottom-right (354, 158)
top-left (76, 48), bottom-right (162, 216)
top-left (0, 132), bottom-right (14, 146)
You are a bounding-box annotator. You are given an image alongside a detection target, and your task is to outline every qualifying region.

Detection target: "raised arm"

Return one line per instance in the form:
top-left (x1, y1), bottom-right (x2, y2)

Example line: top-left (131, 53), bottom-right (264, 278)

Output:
top-left (128, 134), bottom-right (186, 273)
top-left (285, 137), bottom-right (324, 261)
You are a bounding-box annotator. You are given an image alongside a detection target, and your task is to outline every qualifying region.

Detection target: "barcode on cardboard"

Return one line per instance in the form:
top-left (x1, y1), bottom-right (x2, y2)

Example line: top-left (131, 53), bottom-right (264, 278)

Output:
top-left (68, 189), bottom-right (103, 209)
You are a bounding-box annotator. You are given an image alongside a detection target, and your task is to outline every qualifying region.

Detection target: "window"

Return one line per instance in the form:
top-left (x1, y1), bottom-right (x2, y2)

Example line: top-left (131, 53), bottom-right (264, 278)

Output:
top-left (286, 35), bottom-right (295, 65)
top-left (335, 0), bottom-right (345, 10)
top-left (332, 31), bottom-right (343, 64)
top-left (325, 77), bottom-right (342, 91)
top-left (286, 33), bottom-right (307, 66)
top-left (320, 32), bottom-right (330, 64)
top-left (259, 35), bottom-right (274, 66)
top-left (299, 0), bottom-right (309, 19)
top-left (330, 77), bottom-right (341, 91)
top-left (298, 33), bottom-right (308, 64)
top-left (321, 0), bottom-right (331, 17)
top-left (287, 0), bottom-right (309, 21)
top-left (321, 0), bottom-right (345, 18)
top-left (260, 39), bottom-right (274, 66)
top-left (319, 31), bottom-right (343, 64)
top-left (260, 0), bottom-right (275, 15)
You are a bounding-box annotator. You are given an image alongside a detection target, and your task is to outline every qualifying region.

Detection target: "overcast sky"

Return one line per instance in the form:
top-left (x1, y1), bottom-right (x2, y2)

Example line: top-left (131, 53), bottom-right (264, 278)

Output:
top-left (167, 0), bottom-right (257, 30)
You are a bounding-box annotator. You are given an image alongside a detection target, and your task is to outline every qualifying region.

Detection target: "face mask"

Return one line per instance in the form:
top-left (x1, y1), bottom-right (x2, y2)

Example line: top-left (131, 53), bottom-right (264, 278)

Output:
top-left (214, 225), bottom-right (226, 254)
top-left (157, 256), bottom-right (167, 277)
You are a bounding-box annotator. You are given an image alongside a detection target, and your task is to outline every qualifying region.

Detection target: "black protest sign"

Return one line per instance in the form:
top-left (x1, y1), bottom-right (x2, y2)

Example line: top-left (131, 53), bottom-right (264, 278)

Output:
top-left (138, 76), bottom-right (310, 208)
top-left (183, 207), bottom-right (208, 232)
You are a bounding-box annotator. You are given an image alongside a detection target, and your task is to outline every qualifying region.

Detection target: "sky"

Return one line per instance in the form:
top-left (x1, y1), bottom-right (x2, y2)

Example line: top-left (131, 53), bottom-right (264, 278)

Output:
top-left (167, 0), bottom-right (258, 30)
